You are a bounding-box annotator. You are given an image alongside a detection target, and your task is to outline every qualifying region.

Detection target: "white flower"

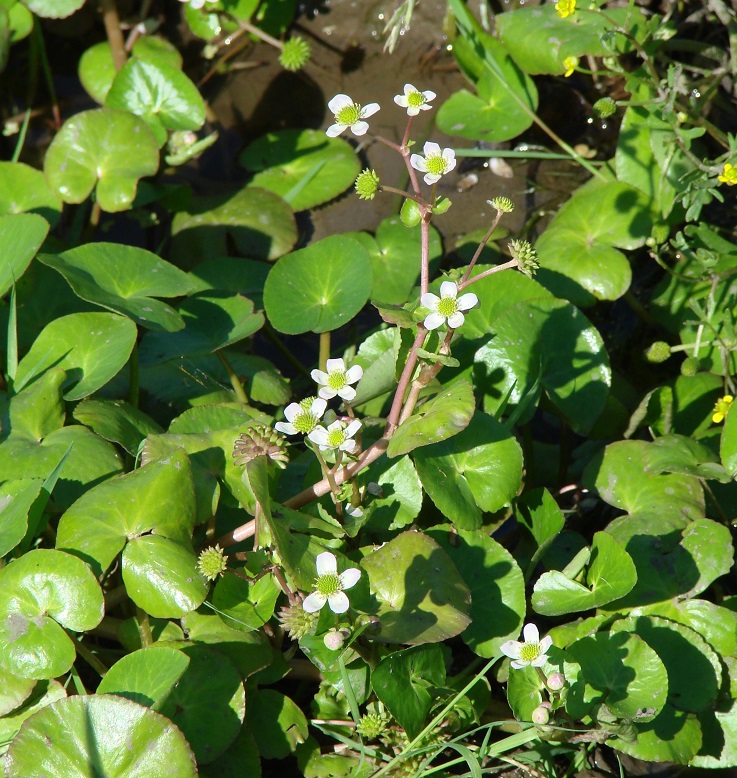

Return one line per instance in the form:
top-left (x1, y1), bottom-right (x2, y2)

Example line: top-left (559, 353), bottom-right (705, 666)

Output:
top-left (420, 281), bottom-right (477, 330)
top-left (303, 551), bottom-right (361, 614)
top-left (500, 623), bottom-right (553, 669)
top-left (308, 419), bottom-right (362, 453)
top-left (345, 504), bottom-right (363, 519)
top-left (410, 141), bottom-right (456, 185)
top-left (311, 358), bottom-right (363, 401)
top-left (275, 397), bottom-right (327, 436)
top-left (326, 94), bottom-right (380, 137)
top-left (394, 83), bottom-right (436, 116)
top-left (178, 0), bottom-right (218, 9)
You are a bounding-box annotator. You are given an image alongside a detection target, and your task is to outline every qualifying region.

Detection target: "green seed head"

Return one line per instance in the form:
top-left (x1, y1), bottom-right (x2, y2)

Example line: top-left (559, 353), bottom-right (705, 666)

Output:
top-left (680, 357), bottom-right (699, 377)
top-left (279, 37), bottom-right (311, 72)
top-left (233, 425), bottom-right (288, 469)
top-left (355, 168), bottom-right (380, 200)
top-left (488, 196), bottom-right (515, 214)
top-left (336, 103), bottom-right (361, 126)
top-left (197, 545), bottom-right (227, 581)
top-left (509, 239), bottom-right (539, 278)
top-left (593, 97), bottom-right (617, 119)
top-left (278, 604), bottom-right (318, 640)
top-left (645, 341), bottom-right (671, 364)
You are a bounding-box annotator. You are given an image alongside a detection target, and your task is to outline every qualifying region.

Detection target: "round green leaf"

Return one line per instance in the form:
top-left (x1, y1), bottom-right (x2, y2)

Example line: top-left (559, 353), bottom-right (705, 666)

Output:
top-left (0, 668), bottom-right (35, 717)
top-left (106, 58), bottom-right (205, 147)
top-left (38, 242), bottom-right (196, 331)
top-left (5, 695), bottom-right (197, 777)
top-left (0, 425), bottom-right (123, 512)
top-left (0, 478), bottom-right (43, 557)
top-left (474, 297), bottom-right (610, 433)
top-left (566, 631), bottom-right (668, 721)
top-left (0, 680), bottom-right (66, 757)
top-left (437, 40), bottom-right (537, 143)
top-left (44, 108), bottom-right (159, 213)
top-left (387, 378), bottom-right (476, 458)
top-left (56, 449), bottom-right (196, 577)
top-left (239, 129), bottom-right (360, 211)
top-left (0, 213), bottom-right (48, 298)
top-left (171, 186), bottom-right (297, 263)
top-left (264, 234), bottom-right (373, 334)
top-left (159, 646), bottom-right (246, 765)
top-left (610, 706), bottom-right (702, 764)
top-left (368, 216), bottom-right (443, 305)
top-left (612, 616), bottom-right (721, 714)
top-left (4, 0), bottom-right (33, 42)
top-left (414, 411), bottom-right (523, 530)
top-left (97, 646), bottom-right (190, 709)
top-left (0, 163), bottom-right (61, 225)
top-left (211, 567), bottom-right (280, 632)
top-left (138, 292), bottom-right (264, 364)
top-left (247, 689), bottom-right (308, 760)
top-left (122, 535), bottom-right (209, 618)
top-left (0, 549), bottom-right (104, 679)
top-left (363, 454), bottom-right (424, 533)
top-left (532, 531), bottom-right (637, 616)
top-left (427, 526), bottom-right (525, 658)
top-left (199, 727), bottom-right (261, 778)
top-left (73, 399), bottom-right (164, 456)
top-left (21, 0), bottom-right (84, 18)
top-left (506, 664), bottom-right (545, 722)
top-left (14, 311), bottom-right (137, 401)
top-left (361, 531), bottom-right (471, 644)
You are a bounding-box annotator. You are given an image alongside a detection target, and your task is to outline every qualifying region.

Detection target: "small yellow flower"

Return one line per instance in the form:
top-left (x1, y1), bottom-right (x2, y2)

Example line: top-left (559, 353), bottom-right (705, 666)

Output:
top-left (712, 395), bottom-right (734, 424)
top-left (563, 56), bottom-right (579, 77)
top-left (555, 0), bottom-right (576, 18)
top-left (718, 163), bottom-right (737, 186)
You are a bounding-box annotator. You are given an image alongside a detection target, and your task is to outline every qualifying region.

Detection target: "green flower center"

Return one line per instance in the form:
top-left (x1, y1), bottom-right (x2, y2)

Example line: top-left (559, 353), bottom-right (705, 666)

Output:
top-left (437, 297), bottom-right (459, 318)
top-left (336, 103), bottom-right (361, 126)
top-left (425, 154), bottom-right (447, 176)
top-left (327, 371), bottom-right (347, 390)
top-left (519, 642), bottom-right (541, 663)
top-left (407, 91), bottom-right (425, 107)
top-left (326, 428), bottom-right (347, 448)
top-left (316, 573), bottom-right (341, 596)
top-left (293, 410), bottom-right (318, 434)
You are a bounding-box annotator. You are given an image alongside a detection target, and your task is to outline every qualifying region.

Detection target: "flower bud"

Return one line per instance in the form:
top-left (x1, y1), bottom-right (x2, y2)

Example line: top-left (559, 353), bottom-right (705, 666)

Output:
top-left (355, 169), bottom-right (380, 200)
top-left (546, 672), bottom-right (566, 691)
top-left (278, 604), bottom-right (318, 640)
top-left (233, 425), bottom-right (289, 469)
top-left (680, 357), bottom-right (699, 377)
top-left (645, 341), bottom-right (671, 364)
top-left (279, 37), bottom-right (311, 71)
top-left (532, 704), bottom-right (551, 725)
top-left (323, 627), bottom-right (349, 650)
top-left (487, 196), bottom-right (514, 214)
top-left (593, 97), bottom-right (617, 119)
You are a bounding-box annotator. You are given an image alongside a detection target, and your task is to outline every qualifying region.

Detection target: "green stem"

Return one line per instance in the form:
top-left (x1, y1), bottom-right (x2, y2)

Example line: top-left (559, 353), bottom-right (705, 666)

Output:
top-left (30, 19), bottom-right (61, 129)
top-left (319, 331), bottom-right (331, 373)
top-left (136, 607), bottom-right (152, 648)
top-left (99, 0), bottom-right (127, 71)
top-left (75, 638), bottom-right (108, 677)
top-left (216, 350), bottom-right (248, 403)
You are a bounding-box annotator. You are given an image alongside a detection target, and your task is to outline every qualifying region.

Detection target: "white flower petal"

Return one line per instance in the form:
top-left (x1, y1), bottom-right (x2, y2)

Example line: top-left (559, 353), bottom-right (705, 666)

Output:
top-left (326, 420), bottom-right (343, 433)
top-left (274, 421), bottom-right (298, 435)
top-left (340, 438), bottom-right (358, 453)
top-left (423, 141), bottom-right (441, 156)
top-left (420, 292), bottom-right (440, 309)
top-left (326, 124), bottom-right (345, 137)
top-left (410, 154), bottom-right (428, 172)
top-left (326, 358), bottom-right (345, 373)
top-left (424, 312), bottom-right (445, 330)
top-left (345, 365), bottom-right (363, 384)
top-left (444, 157), bottom-right (457, 175)
top-left (310, 398), bottom-right (328, 417)
top-left (500, 639), bottom-right (523, 659)
top-left (540, 635), bottom-right (553, 653)
top-left (423, 90), bottom-right (436, 101)
top-left (344, 419), bottom-right (362, 437)
top-left (328, 93), bottom-right (353, 113)
top-left (522, 623), bottom-right (540, 644)
top-left (308, 427), bottom-right (329, 446)
top-left (423, 172), bottom-right (440, 185)
top-left (394, 95), bottom-right (409, 108)
top-left (442, 148), bottom-right (456, 165)
top-left (302, 591), bottom-right (327, 612)
top-left (311, 369), bottom-right (328, 385)
top-left (403, 83), bottom-right (416, 96)
top-left (447, 311), bottom-right (465, 329)
top-left (439, 280), bottom-right (458, 298)
top-left (339, 567), bottom-right (361, 590)
top-left (337, 385), bottom-right (357, 402)
top-left (317, 386), bottom-right (337, 400)
top-left (457, 292), bottom-right (478, 311)
top-left (327, 591), bottom-right (350, 613)
top-left (316, 551), bottom-right (338, 576)
top-left (350, 121), bottom-right (369, 136)
top-left (510, 659), bottom-right (526, 669)
top-left (345, 504), bottom-right (363, 518)
top-left (283, 402), bottom-right (302, 423)
top-left (531, 654), bottom-right (548, 668)
top-left (361, 103), bottom-right (380, 118)
top-left (407, 106), bottom-right (421, 117)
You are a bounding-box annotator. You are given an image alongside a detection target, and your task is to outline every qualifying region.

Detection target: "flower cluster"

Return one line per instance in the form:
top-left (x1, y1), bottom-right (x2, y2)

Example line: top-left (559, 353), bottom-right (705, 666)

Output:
top-left (554, 0), bottom-right (576, 18)
top-left (713, 394), bottom-right (733, 424)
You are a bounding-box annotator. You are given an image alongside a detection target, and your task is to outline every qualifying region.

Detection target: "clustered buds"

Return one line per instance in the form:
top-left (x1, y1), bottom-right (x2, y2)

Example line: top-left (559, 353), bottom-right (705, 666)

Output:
top-left (233, 425), bottom-right (289, 469)
top-left (356, 704), bottom-right (391, 740)
top-left (278, 604), bottom-right (318, 640)
top-left (279, 37), bottom-right (311, 71)
top-left (197, 544), bottom-right (228, 581)
top-left (645, 341), bottom-right (671, 364)
top-left (509, 239), bottom-right (539, 278)
top-left (488, 196), bottom-right (515, 214)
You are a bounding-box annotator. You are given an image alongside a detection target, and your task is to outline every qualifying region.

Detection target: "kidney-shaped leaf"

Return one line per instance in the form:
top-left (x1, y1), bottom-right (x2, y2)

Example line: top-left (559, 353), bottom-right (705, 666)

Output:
top-left (5, 695), bottom-right (197, 777)
top-left (56, 448), bottom-right (196, 577)
top-left (0, 213), bottom-right (49, 298)
top-left (38, 242), bottom-right (195, 332)
top-left (264, 234), bottom-right (373, 334)
top-left (22, 0), bottom-right (84, 18)
top-left (14, 312), bottom-right (137, 401)
top-left (239, 128), bottom-right (360, 211)
top-left (475, 297), bottom-right (610, 433)
top-left (0, 478), bottom-right (44, 557)
top-left (0, 163), bottom-right (60, 223)
top-left (44, 108), bottom-right (159, 213)
top-left (532, 531), bottom-right (637, 616)
top-left (414, 411), bottom-right (523, 530)
top-left (106, 58), bottom-right (205, 147)
top-left (0, 549), bottom-right (104, 679)
top-left (361, 531), bottom-right (471, 644)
